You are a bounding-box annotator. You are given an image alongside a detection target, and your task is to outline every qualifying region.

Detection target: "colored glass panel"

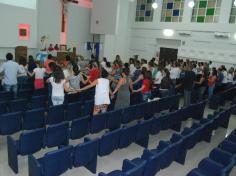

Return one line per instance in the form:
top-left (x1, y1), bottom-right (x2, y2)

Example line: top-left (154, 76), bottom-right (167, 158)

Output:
top-left (230, 1), bottom-right (236, 23)
top-left (161, 0), bottom-right (184, 22)
top-left (135, 0), bottom-right (154, 22)
top-left (191, 0), bottom-right (222, 23)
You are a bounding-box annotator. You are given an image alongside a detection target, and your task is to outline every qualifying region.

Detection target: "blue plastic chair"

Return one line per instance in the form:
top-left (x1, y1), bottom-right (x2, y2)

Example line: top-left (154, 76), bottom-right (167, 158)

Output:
top-left (7, 128), bottom-right (45, 173)
top-left (73, 137), bottom-right (99, 173)
top-left (131, 149), bottom-right (164, 176)
top-left (31, 95), bottom-right (47, 109)
top-left (119, 124), bottom-right (138, 149)
top-left (99, 128), bottom-right (123, 156)
top-left (23, 108), bottom-right (45, 130)
top-left (99, 159), bottom-right (146, 176)
top-left (10, 99), bottom-right (28, 112)
top-left (106, 109), bottom-right (122, 130)
top-left (65, 101), bottom-right (83, 121)
top-left (0, 101), bottom-right (7, 114)
top-left (0, 112), bottom-right (22, 135)
top-left (44, 122), bottom-right (69, 148)
top-left (70, 116), bottom-right (90, 140)
top-left (135, 119), bottom-right (152, 148)
top-left (28, 145), bottom-right (73, 176)
top-left (82, 100), bottom-right (94, 116)
top-left (90, 113), bottom-right (107, 133)
top-left (46, 104), bottom-right (64, 125)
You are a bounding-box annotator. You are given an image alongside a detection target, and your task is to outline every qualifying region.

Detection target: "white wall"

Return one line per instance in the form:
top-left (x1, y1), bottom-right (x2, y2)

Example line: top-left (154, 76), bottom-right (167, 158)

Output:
top-left (0, 3), bottom-right (37, 59)
top-left (100, 0), bottom-right (133, 62)
top-left (37, 0), bottom-right (61, 47)
top-left (91, 0), bottom-right (119, 35)
top-left (128, 0), bottom-right (236, 65)
top-left (67, 4), bottom-right (92, 59)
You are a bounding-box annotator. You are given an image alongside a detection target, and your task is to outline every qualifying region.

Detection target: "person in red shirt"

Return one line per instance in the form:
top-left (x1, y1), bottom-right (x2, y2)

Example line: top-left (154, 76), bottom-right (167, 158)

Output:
top-left (132, 70), bottom-right (152, 102)
top-left (48, 44), bottom-right (54, 52)
top-left (84, 62), bottom-right (101, 84)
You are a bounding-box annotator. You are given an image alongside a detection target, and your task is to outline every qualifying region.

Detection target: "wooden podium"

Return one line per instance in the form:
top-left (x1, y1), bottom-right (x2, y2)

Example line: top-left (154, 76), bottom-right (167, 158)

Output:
top-left (15, 46), bottom-right (27, 62)
top-left (56, 47), bottom-right (77, 64)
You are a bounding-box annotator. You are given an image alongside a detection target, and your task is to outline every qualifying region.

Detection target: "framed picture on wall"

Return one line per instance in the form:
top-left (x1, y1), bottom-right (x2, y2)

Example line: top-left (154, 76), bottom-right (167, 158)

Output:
top-left (18, 24), bottom-right (30, 40)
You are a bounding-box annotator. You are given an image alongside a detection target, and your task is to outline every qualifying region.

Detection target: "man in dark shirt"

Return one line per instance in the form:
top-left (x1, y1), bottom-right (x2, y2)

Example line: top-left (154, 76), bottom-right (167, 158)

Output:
top-left (183, 64), bottom-right (195, 106)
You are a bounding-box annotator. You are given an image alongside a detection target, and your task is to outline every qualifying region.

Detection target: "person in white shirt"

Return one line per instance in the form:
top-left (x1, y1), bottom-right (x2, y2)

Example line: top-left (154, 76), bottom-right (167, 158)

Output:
top-left (129, 58), bottom-right (136, 76)
top-left (227, 68), bottom-right (234, 83)
top-left (154, 66), bottom-right (163, 88)
top-left (0, 53), bottom-right (24, 98)
top-left (222, 67), bottom-right (228, 84)
top-left (170, 62), bottom-right (181, 85)
top-left (28, 61), bottom-right (46, 90)
top-left (47, 67), bottom-right (75, 106)
top-left (78, 69), bottom-right (111, 115)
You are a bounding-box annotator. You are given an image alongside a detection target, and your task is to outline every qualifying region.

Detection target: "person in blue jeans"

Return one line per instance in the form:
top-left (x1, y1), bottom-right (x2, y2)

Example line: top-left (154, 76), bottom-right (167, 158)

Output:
top-left (0, 53), bottom-right (24, 98)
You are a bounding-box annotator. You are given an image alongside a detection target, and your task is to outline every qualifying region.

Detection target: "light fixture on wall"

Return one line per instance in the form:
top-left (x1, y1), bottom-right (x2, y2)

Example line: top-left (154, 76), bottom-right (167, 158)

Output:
top-left (163, 29), bottom-right (174, 37)
top-left (188, 1), bottom-right (195, 8)
top-left (234, 0), bottom-right (236, 7)
top-left (152, 0), bottom-right (158, 9)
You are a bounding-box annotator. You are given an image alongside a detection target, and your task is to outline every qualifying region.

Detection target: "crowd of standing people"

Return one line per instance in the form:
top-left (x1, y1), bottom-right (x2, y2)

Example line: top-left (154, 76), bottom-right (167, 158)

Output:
top-left (0, 52), bottom-right (235, 115)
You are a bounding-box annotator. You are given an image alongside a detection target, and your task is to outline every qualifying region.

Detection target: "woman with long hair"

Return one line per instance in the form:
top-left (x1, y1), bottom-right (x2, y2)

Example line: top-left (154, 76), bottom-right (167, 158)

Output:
top-left (132, 70), bottom-right (152, 102)
top-left (78, 69), bottom-right (111, 115)
top-left (47, 67), bottom-right (75, 105)
top-left (112, 68), bottom-right (131, 110)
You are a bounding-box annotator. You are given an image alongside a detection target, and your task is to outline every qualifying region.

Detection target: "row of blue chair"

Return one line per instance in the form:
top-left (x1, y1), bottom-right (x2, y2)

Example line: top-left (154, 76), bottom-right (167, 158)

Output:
top-left (0, 100), bottom-right (94, 135)
top-left (99, 105), bottom-right (232, 176)
top-left (1, 94), bottom-right (181, 136)
top-left (187, 128), bottom-right (236, 176)
top-left (209, 84), bottom-right (236, 110)
top-left (10, 98), bottom-right (198, 174)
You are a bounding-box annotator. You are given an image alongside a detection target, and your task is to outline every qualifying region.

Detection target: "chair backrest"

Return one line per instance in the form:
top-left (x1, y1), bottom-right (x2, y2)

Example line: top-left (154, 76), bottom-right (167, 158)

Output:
top-left (23, 108), bottom-right (45, 130)
top-left (10, 99), bottom-right (28, 112)
top-left (119, 124), bottom-right (138, 149)
top-left (45, 121), bottom-right (69, 148)
top-left (90, 113), bottom-right (107, 133)
top-left (65, 101), bottom-right (83, 121)
top-left (209, 148), bottom-right (232, 166)
top-left (122, 105), bottom-right (138, 124)
top-left (82, 100), bottom-right (94, 116)
top-left (99, 128), bottom-right (123, 156)
top-left (124, 160), bottom-right (146, 176)
top-left (46, 104), bottom-right (64, 125)
top-left (0, 101), bottom-right (7, 114)
top-left (18, 90), bottom-right (32, 99)
top-left (19, 128), bottom-right (45, 155)
top-left (43, 145), bottom-right (73, 176)
top-left (0, 112), bottom-right (22, 135)
top-left (0, 91), bottom-right (13, 101)
top-left (106, 109), bottom-right (122, 130)
top-left (73, 138), bottom-right (99, 168)
top-left (70, 116), bottom-right (90, 140)
top-left (31, 95), bottom-right (47, 109)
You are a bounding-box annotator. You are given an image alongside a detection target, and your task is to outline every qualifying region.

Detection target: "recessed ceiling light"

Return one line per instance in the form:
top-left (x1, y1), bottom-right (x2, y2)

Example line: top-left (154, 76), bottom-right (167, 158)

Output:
top-left (163, 29), bottom-right (174, 37)
top-left (152, 2), bottom-right (158, 9)
top-left (188, 1), bottom-right (195, 8)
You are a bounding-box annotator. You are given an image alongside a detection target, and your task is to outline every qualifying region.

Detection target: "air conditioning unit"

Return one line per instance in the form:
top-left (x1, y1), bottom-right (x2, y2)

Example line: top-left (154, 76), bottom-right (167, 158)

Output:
top-left (178, 32), bottom-right (192, 37)
top-left (214, 32), bottom-right (230, 39)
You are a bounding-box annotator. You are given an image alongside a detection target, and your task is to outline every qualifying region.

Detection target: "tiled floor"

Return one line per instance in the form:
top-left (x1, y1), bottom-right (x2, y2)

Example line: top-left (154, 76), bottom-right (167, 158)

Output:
top-left (0, 105), bottom-right (235, 176)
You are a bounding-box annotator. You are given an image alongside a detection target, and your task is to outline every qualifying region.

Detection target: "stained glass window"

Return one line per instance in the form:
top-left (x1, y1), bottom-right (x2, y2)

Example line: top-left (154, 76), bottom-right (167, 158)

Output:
top-left (191, 0), bottom-right (222, 23)
top-left (161, 0), bottom-right (185, 22)
top-left (229, 1), bottom-right (236, 23)
top-left (136, 0), bottom-right (154, 22)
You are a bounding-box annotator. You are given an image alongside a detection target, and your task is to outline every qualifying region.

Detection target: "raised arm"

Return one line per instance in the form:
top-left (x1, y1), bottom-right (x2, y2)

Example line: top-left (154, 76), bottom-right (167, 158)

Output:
top-left (79, 79), bottom-right (98, 91)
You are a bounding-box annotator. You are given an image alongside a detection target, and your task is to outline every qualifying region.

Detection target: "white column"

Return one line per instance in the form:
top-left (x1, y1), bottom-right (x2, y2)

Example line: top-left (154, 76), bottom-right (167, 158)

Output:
top-left (219, 0), bottom-right (233, 23)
